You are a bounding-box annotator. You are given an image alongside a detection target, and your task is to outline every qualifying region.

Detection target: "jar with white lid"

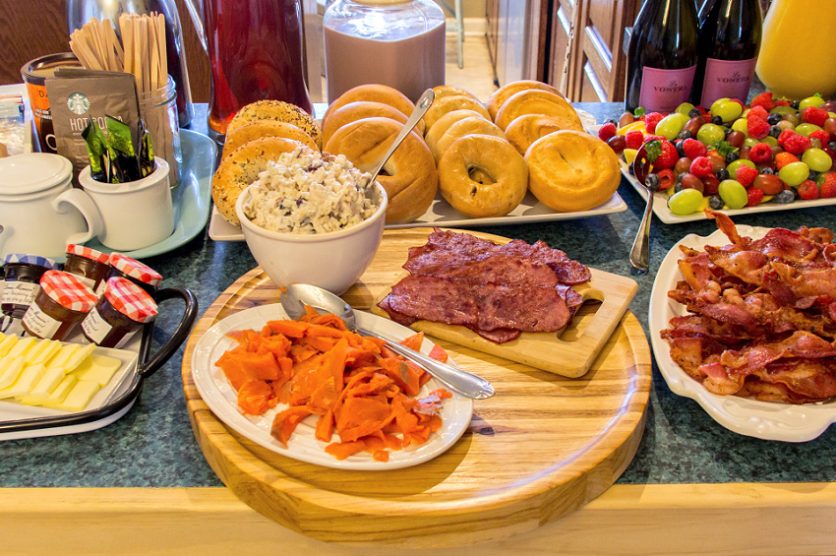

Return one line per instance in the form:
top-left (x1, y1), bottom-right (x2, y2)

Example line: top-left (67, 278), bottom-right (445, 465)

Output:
top-left (323, 0), bottom-right (446, 102)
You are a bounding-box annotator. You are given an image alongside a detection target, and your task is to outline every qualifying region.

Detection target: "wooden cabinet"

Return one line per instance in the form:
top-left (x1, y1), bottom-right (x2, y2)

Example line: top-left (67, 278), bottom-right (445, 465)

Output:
top-left (486, 0), bottom-right (500, 70)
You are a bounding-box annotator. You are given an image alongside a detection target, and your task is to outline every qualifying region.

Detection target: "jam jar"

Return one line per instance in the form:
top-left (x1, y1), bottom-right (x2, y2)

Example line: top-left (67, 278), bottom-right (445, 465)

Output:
top-left (22, 270), bottom-right (98, 340)
top-left (64, 244), bottom-right (110, 291)
top-left (82, 277), bottom-right (158, 348)
top-left (1, 254), bottom-right (56, 319)
top-left (104, 253), bottom-right (162, 296)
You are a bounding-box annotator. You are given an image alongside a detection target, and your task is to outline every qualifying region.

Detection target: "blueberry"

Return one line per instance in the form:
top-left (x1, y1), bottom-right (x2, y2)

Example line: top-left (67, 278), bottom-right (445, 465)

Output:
top-left (769, 125), bottom-right (782, 137)
top-left (676, 142), bottom-right (687, 157)
top-left (791, 100), bottom-right (800, 109)
top-left (677, 130), bottom-right (692, 140)
top-left (761, 167), bottom-right (774, 175)
top-left (709, 195), bottom-right (724, 210)
top-left (646, 173), bottom-right (660, 190)
top-left (774, 189), bottom-right (796, 204)
top-left (688, 109), bottom-right (702, 118)
top-left (712, 116), bottom-right (723, 125)
top-left (808, 170), bottom-right (819, 182)
top-left (716, 168), bottom-right (730, 181)
top-left (725, 151), bottom-right (739, 163)
top-left (674, 181), bottom-right (684, 193)
top-left (628, 165), bottom-right (635, 175)
top-left (829, 141), bottom-right (836, 152)
top-left (767, 114), bottom-right (781, 125)
top-left (606, 119), bottom-right (617, 125)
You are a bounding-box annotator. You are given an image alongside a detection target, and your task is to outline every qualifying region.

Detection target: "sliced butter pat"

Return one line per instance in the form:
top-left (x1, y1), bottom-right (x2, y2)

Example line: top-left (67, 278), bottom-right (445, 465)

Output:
top-left (24, 365), bottom-right (66, 402)
top-left (46, 343), bottom-right (81, 371)
top-left (0, 357), bottom-right (25, 390)
top-left (0, 334), bottom-right (16, 357)
top-left (39, 375), bottom-right (78, 408)
top-left (74, 355), bottom-right (122, 386)
top-left (58, 380), bottom-right (101, 411)
top-left (3, 363), bottom-right (46, 399)
top-left (7, 337), bottom-right (36, 360)
top-left (64, 344), bottom-right (96, 374)
top-left (26, 339), bottom-right (62, 365)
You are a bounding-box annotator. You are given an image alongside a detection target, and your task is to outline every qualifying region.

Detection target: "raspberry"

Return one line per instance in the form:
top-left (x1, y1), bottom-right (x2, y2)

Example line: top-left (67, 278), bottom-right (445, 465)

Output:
top-left (747, 117), bottom-right (770, 139)
top-left (644, 112), bottom-right (664, 134)
top-left (598, 122), bottom-right (617, 142)
top-left (802, 106), bottom-right (829, 127)
top-left (690, 156), bottom-right (714, 178)
top-left (774, 151), bottom-right (800, 170)
top-left (654, 141), bottom-right (679, 169)
top-left (748, 105), bottom-right (770, 121)
top-left (775, 98), bottom-right (791, 107)
top-left (749, 143), bottom-right (773, 165)
top-left (682, 138), bottom-right (707, 159)
top-left (750, 92), bottom-right (775, 112)
top-left (809, 130), bottom-right (830, 147)
top-left (625, 130), bottom-right (644, 149)
top-left (735, 165), bottom-right (758, 187)
top-left (782, 132), bottom-right (811, 155)
top-left (797, 180), bottom-right (819, 200)
top-left (819, 172), bottom-right (836, 198)
top-left (747, 187), bottom-right (765, 206)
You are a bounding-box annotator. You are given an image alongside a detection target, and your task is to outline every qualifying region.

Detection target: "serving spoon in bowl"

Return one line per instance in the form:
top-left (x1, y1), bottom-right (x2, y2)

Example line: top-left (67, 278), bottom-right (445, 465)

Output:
top-left (629, 142), bottom-right (660, 272)
top-left (280, 283), bottom-right (496, 400)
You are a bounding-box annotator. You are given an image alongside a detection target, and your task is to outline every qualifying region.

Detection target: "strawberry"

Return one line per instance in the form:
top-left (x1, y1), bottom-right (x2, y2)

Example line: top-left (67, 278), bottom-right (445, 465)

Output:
top-left (598, 122), bottom-right (617, 142)
top-left (797, 180), bottom-right (819, 201)
top-left (682, 138), bottom-right (707, 160)
top-left (819, 172), bottom-right (836, 198)
top-left (735, 165), bottom-right (758, 187)
top-left (750, 91), bottom-right (775, 112)
top-left (748, 143), bottom-right (773, 165)
top-left (809, 130), bottom-right (830, 147)
top-left (747, 187), bottom-right (765, 206)
top-left (774, 151), bottom-right (800, 170)
top-left (690, 156), bottom-right (714, 178)
top-left (625, 130), bottom-right (644, 149)
top-left (802, 106), bottom-right (829, 127)
top-left (644, 112), bottom-right (664, 134)
top-left (653, 141), bottom-right (679, 169)
top-left (643, 134), bottom-right (666, 143)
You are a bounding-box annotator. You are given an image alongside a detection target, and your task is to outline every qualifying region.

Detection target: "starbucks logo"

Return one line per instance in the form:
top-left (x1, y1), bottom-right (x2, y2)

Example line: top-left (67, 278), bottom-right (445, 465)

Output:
top-left (67, 92), bottom-right (90, 115)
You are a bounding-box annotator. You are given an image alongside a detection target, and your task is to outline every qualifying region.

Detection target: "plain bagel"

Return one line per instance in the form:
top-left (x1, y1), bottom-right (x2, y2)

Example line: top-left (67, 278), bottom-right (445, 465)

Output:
top-left (425, 109), bottom-right (488, 160)
top-left (321, 100), bottom-right (410, 145)
top-left (434, 116), bottom-right (505, 162)
top-left (323, 84), bottom-right (420, 133)
top-left (494, 89), bottom-right (582, 130)
top-left (487, 80), bottom-right (564, 119)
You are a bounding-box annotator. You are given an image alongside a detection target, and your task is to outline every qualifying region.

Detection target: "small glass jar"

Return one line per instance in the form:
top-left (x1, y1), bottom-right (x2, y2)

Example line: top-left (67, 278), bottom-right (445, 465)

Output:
top-left (22, 270), bottom-right (98, 340)
top-left (104, 253), bottom-right (162, 296)
top-left (82, 277), bottom-right (158, 348)
top-left (1, 254), bottom-right (56, 319)
top-left (138, 76), bottom-right (182, 186)
top-left (64, 244), bottom-right (110, 291)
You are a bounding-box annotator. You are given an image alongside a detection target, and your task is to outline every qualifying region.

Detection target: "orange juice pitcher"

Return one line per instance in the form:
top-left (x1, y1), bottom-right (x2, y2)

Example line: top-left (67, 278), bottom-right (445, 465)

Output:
top-left (755, 0), bottom-right (836, 99)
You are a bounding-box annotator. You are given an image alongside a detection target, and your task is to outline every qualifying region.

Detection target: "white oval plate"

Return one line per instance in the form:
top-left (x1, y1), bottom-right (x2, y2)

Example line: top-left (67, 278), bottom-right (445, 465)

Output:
top-left (649, 225), bottom-right (836, 442)
top-left (191, 304), bottom-right (474, 470)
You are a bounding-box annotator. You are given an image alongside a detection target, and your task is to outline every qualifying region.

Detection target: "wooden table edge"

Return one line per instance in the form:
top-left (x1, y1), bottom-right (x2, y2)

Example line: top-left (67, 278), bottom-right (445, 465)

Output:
top-left (0, 483), bottom-right (833, 555)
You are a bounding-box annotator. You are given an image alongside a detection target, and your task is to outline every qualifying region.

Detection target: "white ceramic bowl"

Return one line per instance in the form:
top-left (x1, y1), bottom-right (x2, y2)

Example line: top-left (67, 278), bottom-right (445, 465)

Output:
top-left (236, 183), bottom-right (387, 294)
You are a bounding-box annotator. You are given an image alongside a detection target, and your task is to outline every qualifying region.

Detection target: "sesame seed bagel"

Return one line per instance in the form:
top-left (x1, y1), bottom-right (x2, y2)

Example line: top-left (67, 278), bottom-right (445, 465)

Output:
top-left (225, 100), bottom-right (321, 147)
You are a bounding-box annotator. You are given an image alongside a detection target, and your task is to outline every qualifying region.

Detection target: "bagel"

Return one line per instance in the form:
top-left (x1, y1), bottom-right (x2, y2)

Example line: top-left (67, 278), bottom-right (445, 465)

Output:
top-left (432, 85), bottom-right (479, 102)
top-left (226, 100), bottom-right (321, 147)
top-left (423, 95), bottom-right (491, 131)
top-left (212, 137), bottom-right (301, 225)
top-left (438, 134), bottom-right (527, 218)
top-left (434, 116), bottom-right (505, 162)
top-left (324, 84), bottom-right (419, 132)
top-left (321, 101), bottom-right (410, 145)
top-left (487, 80), bottom-right (563, 119)
top-left (324, 117), bottom-right (437, 224)
top-left (222, 121), bottom-right (318, 160)
top-left (504, 114), bottom-right (577, 155)
top-left (494, 89), bottom-right (581, 130)
top-left (425, 109), bottom-right (488, 160)
top-left (525, 130), bottom-right (620, 212)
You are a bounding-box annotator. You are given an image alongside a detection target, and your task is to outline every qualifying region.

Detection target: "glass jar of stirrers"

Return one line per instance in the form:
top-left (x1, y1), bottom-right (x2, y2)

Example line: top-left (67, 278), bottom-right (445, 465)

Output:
top-left (138, 76), bottom-right (181, 187)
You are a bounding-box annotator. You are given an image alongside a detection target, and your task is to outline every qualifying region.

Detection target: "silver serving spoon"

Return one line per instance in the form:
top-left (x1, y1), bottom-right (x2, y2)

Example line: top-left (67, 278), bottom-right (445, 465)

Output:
top-left (281, 283), bottom-right (495, 400)
top-left (366, 88), bottom-right (435, 186)
top-left (628, 144), bottom-right (660, 272)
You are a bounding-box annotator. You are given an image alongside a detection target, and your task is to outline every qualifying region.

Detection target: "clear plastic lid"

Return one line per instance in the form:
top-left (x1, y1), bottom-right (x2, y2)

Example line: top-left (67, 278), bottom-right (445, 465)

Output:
top-left (324, 0), bottom-right (444, 41)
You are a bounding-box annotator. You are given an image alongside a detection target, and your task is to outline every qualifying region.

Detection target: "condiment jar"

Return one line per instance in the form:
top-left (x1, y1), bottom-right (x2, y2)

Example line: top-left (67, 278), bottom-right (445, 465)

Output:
top-left (1, 254), bottom-right (56, 319)
top-left (22, 270), bottom-right (98, 340)
top-left (104, 253), bottom-right (162, 296)
top-left (64, 244), bottom-right (110, 291)
top-left (81, 277), bottom-right (158, 348)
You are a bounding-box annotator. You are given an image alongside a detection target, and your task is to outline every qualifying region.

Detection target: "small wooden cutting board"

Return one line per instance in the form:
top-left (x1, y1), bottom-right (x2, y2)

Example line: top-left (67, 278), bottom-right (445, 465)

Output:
top-left (371, 229), bottom-right (638, 378)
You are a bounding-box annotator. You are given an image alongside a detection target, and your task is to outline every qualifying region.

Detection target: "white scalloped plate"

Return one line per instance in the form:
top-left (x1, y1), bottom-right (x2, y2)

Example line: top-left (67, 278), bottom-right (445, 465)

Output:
top-left (649, 225), bottom-right (836, 442)
top-left (191, 303), bottom-right (473, 470)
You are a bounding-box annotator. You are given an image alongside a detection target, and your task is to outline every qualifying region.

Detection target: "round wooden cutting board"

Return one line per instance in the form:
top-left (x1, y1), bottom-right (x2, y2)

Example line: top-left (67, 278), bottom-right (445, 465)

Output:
top-left (182, 228), bottom-right (652, 547)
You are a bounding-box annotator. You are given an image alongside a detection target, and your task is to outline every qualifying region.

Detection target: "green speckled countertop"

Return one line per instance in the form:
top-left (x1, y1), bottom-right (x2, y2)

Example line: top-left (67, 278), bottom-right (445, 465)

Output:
top-left (0, 103), bottom-right (833, 488)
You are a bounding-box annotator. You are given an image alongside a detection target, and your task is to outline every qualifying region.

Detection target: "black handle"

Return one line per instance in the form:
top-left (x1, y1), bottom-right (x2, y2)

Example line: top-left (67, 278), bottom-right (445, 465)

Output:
top-left (138, 287), bottom-right (198, 378)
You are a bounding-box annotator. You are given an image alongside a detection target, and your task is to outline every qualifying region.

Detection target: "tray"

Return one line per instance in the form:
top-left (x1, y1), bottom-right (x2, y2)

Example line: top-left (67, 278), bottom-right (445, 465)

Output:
top-left (649, 225), bottom-right (836, 442)
top-left (182, 228), bottom-right (652, 547)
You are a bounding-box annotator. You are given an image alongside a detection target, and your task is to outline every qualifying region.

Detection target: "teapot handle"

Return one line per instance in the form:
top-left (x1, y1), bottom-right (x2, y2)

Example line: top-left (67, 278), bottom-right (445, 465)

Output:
top-left (52, 188), bottom-right (104, 245)
top-left (183, 0), bottom-right (207, 53)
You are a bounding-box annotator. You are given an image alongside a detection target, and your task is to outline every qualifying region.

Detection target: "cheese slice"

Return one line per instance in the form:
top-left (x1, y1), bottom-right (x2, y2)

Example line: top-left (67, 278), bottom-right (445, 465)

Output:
top-left (58, 380), bottom-right (101, 411)
top-left (2, 363), bottom-right (46, 399)
top-left (20, 365), bottom-right (66, 404)
top-left (74, 355), bottom-right (122, 386)
top-left (39, 375), bottom-right (78, 408)
top-left (64, 344), bottom-right (96, 374)
top-left (0, 333), bottom-right (17, 357)
top-left (0, 357), bottom-right (25, 390)
top-left (26, 339), bottom-right (62, 365)
top-left (46, 343), bottom-right (81, 371)
top-left (7, 337), bottom-right (36, 360)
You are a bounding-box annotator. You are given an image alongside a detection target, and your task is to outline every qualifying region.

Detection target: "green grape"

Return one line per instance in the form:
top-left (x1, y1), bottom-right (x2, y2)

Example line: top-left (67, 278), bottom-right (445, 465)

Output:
top-left (762, 136), bottom-right (778, 147)
top-left (802, 148), bottom-right (833, 172)
top-left (655, 113), bottom-right (689, 140)
top-left (769, 106), bottom-right (795, 116)
top-left (731, 118), bottom-right (748, 135)
top-left (727, 159), bottom-right (756, 175)
top-left (713, 100), bottom-right (743, 123)
top-left (668, 188), bottom-right (704, 215)
top-left (795, 123), bottom-right (823, 137)
top-left (778, 162), bottom-right (810, 187)
top-left (718, 180), bottom-right (748, 209)
top-left (798, 95), bottom-right (825, 110)
top-left (744, 137), bottom-right (759, 148)
top-left (697, 123), bottom-right (725, 146)
top-left (710, 97), bottom-right (730, 114)
top-left (676, 102), bottom-right (695, 116)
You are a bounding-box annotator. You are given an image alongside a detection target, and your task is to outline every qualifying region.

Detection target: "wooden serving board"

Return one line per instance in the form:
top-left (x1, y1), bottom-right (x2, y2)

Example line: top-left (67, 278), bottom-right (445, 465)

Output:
top-left (371, 232), bottom-right (637, 378)
top-left (182, 228), bottom-right (652, 547)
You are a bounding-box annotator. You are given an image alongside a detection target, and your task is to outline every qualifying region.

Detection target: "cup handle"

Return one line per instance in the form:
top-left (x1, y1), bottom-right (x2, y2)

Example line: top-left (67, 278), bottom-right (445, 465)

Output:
top-left (52, 189), bottom-right (104, 245)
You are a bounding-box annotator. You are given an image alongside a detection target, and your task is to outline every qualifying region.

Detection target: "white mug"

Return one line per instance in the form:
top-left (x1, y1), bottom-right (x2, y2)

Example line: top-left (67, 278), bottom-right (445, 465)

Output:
top-left (78, 159), bottom-right (174, 251)
top-left (0, 154), bottom-right (103, 259)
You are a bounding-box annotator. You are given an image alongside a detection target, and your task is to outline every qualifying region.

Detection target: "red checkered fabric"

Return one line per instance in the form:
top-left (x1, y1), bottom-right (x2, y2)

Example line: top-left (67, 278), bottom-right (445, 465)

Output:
top-left (109, 253), bottom-right (162, 287)
top-left (39, 270), bottom-right (98, 312)
top-left (103, 277), bottom-right (158, 323)
top-left (66, 244), bottom-right (110, 264)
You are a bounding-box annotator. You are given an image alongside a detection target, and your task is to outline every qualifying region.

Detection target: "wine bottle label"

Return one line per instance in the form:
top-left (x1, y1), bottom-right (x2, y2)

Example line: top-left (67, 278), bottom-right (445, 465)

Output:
top-left (639, 65), bottom-right (697, 113)
top-left (700, 57), bottom-right (756, 107)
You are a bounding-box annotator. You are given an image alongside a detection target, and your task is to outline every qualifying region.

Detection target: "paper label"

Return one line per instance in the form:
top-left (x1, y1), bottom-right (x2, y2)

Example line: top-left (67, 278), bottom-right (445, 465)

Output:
top-left (22, 303), bottom-right (61, 339)
top-left (81, 307), bottom-right (112, 345)
top-left (638, 65), bottom-right (697, 113)
top-left (700, 57), bottom-right (756, 107)
top-left (1, 281), bottom-right (39, 307)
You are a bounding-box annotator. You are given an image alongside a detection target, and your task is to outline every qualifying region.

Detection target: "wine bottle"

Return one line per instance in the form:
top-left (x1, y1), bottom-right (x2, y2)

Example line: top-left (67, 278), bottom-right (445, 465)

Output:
top-left (625, 0), bottom-right (699, 113)
top-left (693, 0), bottom-right (762, 107)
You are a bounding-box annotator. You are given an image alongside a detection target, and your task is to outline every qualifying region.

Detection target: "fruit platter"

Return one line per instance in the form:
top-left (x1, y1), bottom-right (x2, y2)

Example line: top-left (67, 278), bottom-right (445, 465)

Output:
top-left (598, 92), bottom-right (836, 223)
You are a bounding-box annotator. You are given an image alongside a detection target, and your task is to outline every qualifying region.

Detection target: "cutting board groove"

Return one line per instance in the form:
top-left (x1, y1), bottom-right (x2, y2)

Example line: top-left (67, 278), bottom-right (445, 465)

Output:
top-left (182, 228), bottom-right (652, 547)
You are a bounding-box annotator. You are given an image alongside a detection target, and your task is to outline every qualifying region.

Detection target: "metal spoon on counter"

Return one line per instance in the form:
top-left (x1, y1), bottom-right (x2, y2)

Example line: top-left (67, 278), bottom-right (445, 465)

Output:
top-left (628, 144), bottom-right (660, 272)
top-left (280, 283), bottom-right (496, 400)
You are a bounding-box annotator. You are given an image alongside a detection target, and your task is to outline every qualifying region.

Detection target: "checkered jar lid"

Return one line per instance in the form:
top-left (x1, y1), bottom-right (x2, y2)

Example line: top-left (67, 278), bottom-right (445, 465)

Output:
top-left (4, 253), bottom-right (56, 268)
top-left (103, 277), bottom-right (158, 323)
top-left (66, 244), bottom-right (110, 264)
top-left (109, 253), bottom-right (162, 287)
top-left (39, 270), bottom-right (98, 313)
